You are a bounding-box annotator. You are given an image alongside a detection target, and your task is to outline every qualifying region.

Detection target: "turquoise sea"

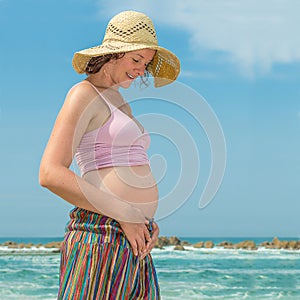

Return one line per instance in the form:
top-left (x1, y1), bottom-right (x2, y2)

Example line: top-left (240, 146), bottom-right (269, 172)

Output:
top-left (0, 237), bottom-right (299, 299)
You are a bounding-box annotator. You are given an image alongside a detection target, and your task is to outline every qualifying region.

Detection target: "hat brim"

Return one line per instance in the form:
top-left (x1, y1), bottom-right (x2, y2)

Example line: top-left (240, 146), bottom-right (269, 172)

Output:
top-left (72, 41), bottom-right (180, 87)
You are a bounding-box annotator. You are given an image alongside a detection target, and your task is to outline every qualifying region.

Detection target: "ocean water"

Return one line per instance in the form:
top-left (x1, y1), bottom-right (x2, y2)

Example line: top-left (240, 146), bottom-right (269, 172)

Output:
top-left (0, 237), bottom-right (299, 299)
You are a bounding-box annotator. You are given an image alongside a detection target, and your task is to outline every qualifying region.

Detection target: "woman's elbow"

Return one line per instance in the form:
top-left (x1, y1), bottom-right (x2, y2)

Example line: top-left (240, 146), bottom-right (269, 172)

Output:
top-left (39, 163), bottom-right (54, 188)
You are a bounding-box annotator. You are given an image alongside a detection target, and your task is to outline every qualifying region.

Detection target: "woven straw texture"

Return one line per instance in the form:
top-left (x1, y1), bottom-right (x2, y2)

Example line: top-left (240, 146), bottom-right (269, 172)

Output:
top-left (72, 11), bottom-right (180, 87)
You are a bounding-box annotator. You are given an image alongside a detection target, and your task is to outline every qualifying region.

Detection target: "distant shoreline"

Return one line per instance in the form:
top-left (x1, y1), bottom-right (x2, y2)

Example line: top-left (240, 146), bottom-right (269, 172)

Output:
top-left (0, 236), bottom-right (299, 241)
top-left (1, 236), bottom-right (300, 252)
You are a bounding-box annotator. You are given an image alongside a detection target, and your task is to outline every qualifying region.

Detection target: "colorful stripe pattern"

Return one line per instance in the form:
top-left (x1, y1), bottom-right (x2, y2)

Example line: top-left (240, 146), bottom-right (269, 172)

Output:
top-left (58, 207), bottom-right (160, 299)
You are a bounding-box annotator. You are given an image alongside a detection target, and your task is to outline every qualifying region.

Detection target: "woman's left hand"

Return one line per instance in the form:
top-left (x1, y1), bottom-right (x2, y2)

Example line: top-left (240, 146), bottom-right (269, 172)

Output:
top-left (140, 222), bottom-right (159, 259)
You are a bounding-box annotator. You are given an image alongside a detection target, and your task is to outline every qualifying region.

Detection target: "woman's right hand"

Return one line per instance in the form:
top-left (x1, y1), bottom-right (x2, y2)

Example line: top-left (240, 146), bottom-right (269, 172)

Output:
top-left (118, 221), bottom-right (151, 257)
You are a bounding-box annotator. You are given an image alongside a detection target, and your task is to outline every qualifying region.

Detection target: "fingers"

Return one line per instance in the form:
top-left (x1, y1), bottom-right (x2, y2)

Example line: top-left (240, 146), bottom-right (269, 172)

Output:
top-left (144, 225), bottom-right (151, 243)
top-left (140, 240), bottom-right (153, 260)
top-left (137, 233), bottom-right (146, 256)
top-left (139, 225), bottom-right (151, 259)
top-left (130, 240), bottom-right (138, 256)
top-left (152, 222), bottom-right (159, 237)
top-left (119, 220), bottom-right (159, 259)
top-left (140, 222), bottom-right (159, 259)
top-left (119, 222), bottom-right (148, 256)
top-left (129, 231), bottom-right (146, 256)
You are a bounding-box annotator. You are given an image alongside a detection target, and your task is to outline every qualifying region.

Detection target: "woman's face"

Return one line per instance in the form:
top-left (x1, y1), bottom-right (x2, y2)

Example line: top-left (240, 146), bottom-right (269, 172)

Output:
top-left (107, 49), bottom-right (156, 88)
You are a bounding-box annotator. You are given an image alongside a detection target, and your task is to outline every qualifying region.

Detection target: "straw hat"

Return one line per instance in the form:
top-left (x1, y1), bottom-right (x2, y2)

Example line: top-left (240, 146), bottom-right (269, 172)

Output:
top-left (72, 11), bottom-right (180, 87)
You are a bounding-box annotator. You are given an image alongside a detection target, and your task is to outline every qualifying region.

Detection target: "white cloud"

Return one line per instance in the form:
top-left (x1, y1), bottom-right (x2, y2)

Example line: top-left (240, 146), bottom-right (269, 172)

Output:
top-left (99, 0), bottom-right (300, 77)
top-left (180, 70), bottom-right (218, 80)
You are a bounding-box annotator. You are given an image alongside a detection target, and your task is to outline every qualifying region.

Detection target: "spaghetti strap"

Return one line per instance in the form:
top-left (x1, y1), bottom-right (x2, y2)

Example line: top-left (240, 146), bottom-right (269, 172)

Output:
top-left (81, 80), bottom-right (114, 110)
top-left (74, 79), bottom-right (151, 175)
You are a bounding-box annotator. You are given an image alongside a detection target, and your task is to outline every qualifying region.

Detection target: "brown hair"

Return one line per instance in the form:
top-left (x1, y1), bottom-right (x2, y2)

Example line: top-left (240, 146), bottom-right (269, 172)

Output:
top-left (85, 53), bottom-right (125, 74)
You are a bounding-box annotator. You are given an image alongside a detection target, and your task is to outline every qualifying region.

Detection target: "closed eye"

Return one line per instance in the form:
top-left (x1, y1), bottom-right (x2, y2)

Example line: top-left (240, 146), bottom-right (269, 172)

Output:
top-left (132, 57), bottom-right (150, 69)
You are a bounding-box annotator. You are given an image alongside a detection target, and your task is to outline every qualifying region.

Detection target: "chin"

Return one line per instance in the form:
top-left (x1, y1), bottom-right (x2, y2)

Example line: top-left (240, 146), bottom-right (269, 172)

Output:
top-left (120, 80), bottom-right (134, 89)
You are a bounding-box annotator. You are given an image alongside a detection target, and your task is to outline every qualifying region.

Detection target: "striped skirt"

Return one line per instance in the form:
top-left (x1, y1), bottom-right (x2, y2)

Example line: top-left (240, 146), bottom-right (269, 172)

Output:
top-left (58, 207), bottom-right (160, 300)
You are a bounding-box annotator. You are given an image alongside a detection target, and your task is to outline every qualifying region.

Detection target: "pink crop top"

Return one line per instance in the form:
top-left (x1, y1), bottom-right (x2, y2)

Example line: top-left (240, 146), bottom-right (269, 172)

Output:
top-left (75, 82), bottom-right (150, 175)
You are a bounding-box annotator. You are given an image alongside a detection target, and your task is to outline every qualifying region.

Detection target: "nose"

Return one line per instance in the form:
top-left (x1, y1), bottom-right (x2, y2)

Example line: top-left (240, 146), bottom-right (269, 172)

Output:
top-left (135, 64), bottom-right (147, 76)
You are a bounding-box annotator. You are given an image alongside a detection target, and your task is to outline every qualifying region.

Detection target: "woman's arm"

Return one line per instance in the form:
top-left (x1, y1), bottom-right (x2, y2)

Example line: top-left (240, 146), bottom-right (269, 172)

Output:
top-left (39, 83), bottom-right (146, 223)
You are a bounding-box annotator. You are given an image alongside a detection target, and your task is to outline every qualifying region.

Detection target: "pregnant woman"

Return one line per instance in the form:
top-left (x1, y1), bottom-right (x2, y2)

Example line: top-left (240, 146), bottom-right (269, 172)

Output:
top-left (39, 10), bottom-right (180, 299)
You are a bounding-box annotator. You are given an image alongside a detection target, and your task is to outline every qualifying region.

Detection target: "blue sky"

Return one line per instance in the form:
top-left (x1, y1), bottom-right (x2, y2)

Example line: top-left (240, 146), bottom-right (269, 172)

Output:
top-left (1, 0), bottom-right (299, 238)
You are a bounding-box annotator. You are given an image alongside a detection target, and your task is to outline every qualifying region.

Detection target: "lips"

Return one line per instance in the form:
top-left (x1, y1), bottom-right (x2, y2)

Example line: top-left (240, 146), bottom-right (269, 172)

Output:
top-left (126, 72), bottom-right (135, 80)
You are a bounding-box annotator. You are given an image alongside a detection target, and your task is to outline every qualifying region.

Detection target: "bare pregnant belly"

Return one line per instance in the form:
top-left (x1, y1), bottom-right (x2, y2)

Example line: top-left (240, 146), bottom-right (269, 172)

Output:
top-left (83, 165), bottom-right (159, 218)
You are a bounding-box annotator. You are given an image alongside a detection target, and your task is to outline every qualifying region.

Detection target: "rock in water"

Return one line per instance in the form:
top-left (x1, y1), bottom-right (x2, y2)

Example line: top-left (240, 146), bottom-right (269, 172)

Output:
top-left (174, 245), bottom-right (185, 251)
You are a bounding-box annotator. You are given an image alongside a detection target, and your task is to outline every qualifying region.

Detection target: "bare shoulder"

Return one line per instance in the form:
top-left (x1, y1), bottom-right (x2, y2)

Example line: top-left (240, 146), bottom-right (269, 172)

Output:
top-left (65, 81), bottom-right (103, 112)
top-left (59, 81), bottom-right (112, 129)
top-left (40, 81), bottom-right (106, 166)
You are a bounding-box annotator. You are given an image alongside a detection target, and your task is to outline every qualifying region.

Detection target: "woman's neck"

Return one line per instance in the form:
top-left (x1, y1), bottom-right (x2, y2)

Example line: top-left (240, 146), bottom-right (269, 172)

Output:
top-left (85, 76), bottom-right (125, 108)
top-left (86, 69), bottom-right (119, 92)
